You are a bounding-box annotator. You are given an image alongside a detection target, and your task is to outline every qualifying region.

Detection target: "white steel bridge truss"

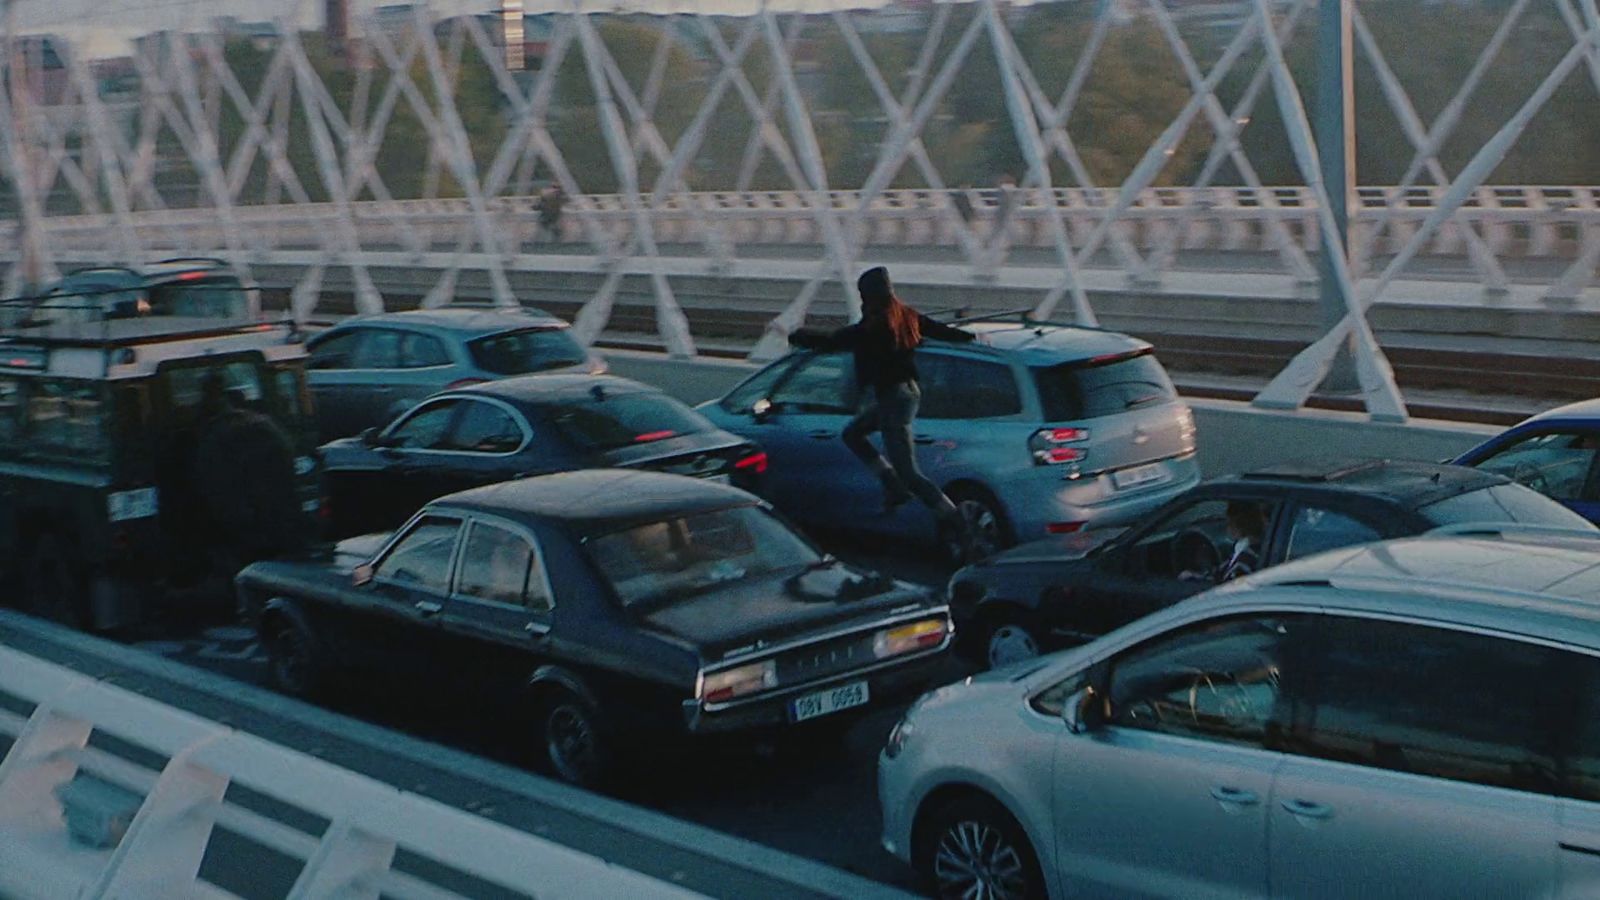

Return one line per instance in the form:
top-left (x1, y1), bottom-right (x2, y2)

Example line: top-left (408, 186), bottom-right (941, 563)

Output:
top-left (2, 0), bottom-right (1599, 420)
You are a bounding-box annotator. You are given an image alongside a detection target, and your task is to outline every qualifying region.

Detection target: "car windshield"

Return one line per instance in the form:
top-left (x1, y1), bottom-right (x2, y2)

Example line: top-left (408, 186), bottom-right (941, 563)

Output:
top-left (586, 506), bottom-right (822, 608)
top-left (1421, 482), bottom-right (1595, 529)
top-left (1034, 351), bottom-right (1177, 421)
top-left (546, 391), bottom-right (711, 452)
top-left (467, 327), bottom-right (587, 375)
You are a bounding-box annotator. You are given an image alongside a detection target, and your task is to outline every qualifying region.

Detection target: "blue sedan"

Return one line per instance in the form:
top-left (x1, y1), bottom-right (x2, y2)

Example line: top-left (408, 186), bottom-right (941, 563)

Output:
top-left (1453, 398), bottom-right (1600, 522)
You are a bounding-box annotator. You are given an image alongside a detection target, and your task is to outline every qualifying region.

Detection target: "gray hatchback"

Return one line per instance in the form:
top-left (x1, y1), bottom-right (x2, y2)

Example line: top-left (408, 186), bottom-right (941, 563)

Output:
top-left (306, 307), bottom-right (605, 438)
top-left (881, 526), bottom-right (1600, 899)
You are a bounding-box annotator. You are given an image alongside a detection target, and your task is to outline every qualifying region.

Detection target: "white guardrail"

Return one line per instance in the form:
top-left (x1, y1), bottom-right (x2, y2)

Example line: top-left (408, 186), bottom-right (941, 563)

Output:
top-left (20, 185), bottom-right (1600, 262)
top-left (0, 642), bottom-right (703, 900)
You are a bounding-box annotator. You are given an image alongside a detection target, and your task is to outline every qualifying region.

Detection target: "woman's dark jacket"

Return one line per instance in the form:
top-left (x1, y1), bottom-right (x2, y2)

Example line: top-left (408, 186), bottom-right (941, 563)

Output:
top-left (789, 314), bottom-right (975, 391)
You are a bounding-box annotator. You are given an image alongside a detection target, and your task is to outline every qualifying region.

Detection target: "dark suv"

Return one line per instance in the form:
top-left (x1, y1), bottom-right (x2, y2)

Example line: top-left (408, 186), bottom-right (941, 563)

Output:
top-left (948, 458), bottom-right (1597, 668)
top-left (27, 258), bottom-right (255, 325)
top-left (0, 299), bottom-right (322, 629)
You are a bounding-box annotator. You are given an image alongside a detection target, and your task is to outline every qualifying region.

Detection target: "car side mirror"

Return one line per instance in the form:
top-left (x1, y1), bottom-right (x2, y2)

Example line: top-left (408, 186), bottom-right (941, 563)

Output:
top-left (352, 563), bottom-right (374, 587)
top-left (1063, 685), bottom-right (1104, 735)
top-left (360, 426), bottom-right (380, 446)
top-left (751, 397), bottom-right (775, 422)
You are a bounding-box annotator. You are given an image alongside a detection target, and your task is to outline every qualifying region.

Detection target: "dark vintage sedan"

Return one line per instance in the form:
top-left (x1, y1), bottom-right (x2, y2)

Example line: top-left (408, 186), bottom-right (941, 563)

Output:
top-left (948, 458), bottom-right (1597, 669)
top-left (319, 374), bottom-right (767, 538)
top-left (237, 470), bottom-right (954, 786)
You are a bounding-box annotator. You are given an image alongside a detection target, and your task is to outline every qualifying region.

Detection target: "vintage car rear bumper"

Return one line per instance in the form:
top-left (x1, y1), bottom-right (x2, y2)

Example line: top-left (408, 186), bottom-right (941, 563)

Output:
top-left (680, 647), bottom-right (952, 734)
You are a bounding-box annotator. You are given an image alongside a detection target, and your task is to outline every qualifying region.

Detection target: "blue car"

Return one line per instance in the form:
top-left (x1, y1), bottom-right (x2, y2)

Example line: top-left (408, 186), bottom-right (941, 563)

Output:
top-left (307, 307), bottom-right (606, 439)
top-left (319, 374), bottom-right (764, 539)
top-left (697, 320), bottom-right (1201, 560)
top-left (1453, 398), bottom-right (1600, 522)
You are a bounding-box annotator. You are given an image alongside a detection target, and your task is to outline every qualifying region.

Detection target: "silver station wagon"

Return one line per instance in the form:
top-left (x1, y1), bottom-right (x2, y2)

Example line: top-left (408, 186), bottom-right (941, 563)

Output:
top-left (879, 525), bottom-right (1600, 899)
top-left (700, 318), bottom-right (1200, 561)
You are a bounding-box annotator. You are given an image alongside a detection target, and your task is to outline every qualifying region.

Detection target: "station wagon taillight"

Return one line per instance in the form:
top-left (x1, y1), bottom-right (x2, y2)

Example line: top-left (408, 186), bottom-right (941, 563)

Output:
top-left (1031, 427), bottom-right (1089, 466)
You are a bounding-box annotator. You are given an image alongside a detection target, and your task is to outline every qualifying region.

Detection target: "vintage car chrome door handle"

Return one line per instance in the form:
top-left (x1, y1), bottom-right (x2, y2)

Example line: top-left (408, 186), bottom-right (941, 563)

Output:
top-left (1281, 798), bottom-right (1332, 820)
top-left (1210, 785), bottom-right (1260, 807)
top-left (414, 600), bottom-right (443, 616)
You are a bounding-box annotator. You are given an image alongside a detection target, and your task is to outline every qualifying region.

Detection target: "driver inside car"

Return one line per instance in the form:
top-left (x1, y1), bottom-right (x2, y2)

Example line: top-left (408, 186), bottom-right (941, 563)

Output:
top-left (1217, 501), bottom-right (1267, 582)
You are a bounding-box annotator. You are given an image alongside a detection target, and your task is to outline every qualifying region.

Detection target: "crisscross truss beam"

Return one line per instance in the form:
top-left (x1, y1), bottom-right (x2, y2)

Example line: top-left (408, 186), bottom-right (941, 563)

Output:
top-left (2, 0), bottom-right (1599, 419)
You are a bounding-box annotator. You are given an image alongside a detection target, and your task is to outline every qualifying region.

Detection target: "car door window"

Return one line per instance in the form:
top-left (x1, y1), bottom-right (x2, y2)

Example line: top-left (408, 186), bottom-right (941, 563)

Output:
top-left (918, 353), bottom-right (1021, 420)
top-left (769, 353), bottom-right (856, 414)
top-left (455, 522), bottom-right (552, 612)
top-left (1295, 617), bottom-right (1562, 795)
top-left (1107, 614), bottom-right (1302, 748)
top-left (376, 516), bottom-right (461, 594)
top-left (386, 399), bottom-right (459, 449)
top-left (399, 332), bottom-right (451, 369)
top-left (349, 329), bottom-right (403, 369)
top-left (1282, 506), bottom-right (1383, 562)
top-left (1122, 498), bottom-right (1279, 582)
top-left (1563, 653), bottom-right (1600, 802)
top-left (308, 331), bottom-right (358, 370)
top-left (720, 359), bottom-right (794, 415)
top-left (446, 400), bottom-right (525, 453)
top-left (1474, 431), bottom-right (1600, 501)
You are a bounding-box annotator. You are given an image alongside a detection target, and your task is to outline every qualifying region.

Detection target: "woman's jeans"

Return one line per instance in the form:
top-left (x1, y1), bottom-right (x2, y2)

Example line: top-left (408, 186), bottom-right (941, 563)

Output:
top-left (842, 381), bottom-right (959, 520)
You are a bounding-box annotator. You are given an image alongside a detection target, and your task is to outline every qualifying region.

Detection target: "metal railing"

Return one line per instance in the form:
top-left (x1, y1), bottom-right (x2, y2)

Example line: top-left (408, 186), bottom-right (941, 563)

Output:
top-left (19, 185), bottom-right (1600, 264)
top-left (0, 643), bottom-right (703, 900)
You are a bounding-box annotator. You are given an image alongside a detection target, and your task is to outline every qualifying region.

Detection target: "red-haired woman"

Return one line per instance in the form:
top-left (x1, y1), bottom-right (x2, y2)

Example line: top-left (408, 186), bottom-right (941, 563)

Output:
top-left (791, 266), bottom-right (979, 559)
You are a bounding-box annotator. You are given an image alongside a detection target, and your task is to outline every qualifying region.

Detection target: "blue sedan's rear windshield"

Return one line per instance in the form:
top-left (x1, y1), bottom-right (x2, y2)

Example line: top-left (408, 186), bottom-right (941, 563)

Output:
top-left (468, 327), bottom-right (587, 375)
top-left (1421, 482), bottom-right (1595, 529)
top-left (545, 393), bottom-right (711, 451)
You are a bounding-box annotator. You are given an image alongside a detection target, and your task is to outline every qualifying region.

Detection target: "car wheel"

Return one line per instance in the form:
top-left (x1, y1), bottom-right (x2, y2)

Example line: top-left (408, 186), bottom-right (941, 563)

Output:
top-left (982, 612), bottom-right (1042, 669)
top-left (23, 534), bottom-right (90, 629)
top-left (264, 615), bottom-right (324, 698)
top-left (918, 795), bottom-right (1046, 900)
top-left (944, 485), bottom-right (1013, 564)
top-left (539, 690), bottom-right (608, 789)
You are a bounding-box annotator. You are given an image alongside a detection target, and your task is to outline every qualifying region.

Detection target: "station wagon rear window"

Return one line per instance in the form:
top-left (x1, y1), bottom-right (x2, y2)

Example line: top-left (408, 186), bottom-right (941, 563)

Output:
top-left (1033, 351), bottom-right (1177, 421)
top-left (468, 327), bottom-right (587, 375)
top-left (587, 506), bottom-right (821, 608)
top-left (546, 393), bottom-right (711, 451)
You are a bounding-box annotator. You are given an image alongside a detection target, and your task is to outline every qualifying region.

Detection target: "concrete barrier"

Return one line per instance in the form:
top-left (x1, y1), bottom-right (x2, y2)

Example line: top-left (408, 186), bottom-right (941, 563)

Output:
top-left (603, 349), bottom-right (1502, 476)
top-left (0, 611), bottom-right (913, 900)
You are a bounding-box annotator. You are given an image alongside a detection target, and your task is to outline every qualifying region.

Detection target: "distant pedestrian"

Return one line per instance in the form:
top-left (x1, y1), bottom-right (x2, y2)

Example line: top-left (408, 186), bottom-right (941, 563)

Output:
top-left (991, 173), bottom-right (1017, 245)
top-left (789, 266), bottom-right (983, 561)
top-left (539, 184), bottom-right (566, 242)
top-left (952, 183), bottom-right (975, 226)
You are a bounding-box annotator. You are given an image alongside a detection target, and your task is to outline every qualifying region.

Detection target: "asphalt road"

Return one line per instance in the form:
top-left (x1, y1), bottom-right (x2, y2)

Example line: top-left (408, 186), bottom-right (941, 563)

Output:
top-left (123, 538), bottom-right (963, 890)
